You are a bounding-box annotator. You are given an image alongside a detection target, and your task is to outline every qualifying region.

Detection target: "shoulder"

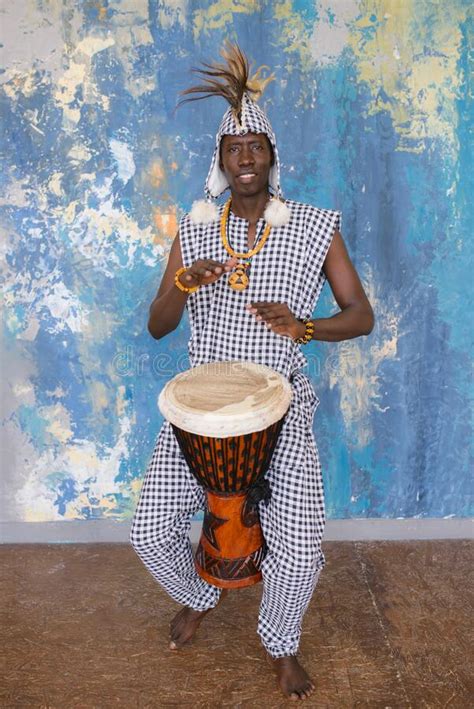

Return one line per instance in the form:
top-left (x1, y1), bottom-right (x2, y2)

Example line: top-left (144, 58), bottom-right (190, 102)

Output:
top-left (178, 202), bottom-right (226, 233)
top-left (285, 199), bottom-right (342, 232)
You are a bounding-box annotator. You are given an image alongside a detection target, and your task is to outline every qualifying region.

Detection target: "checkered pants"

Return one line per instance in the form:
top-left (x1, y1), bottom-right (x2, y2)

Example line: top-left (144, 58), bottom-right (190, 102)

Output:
top-left (130, 372), bottom-right (326, 658)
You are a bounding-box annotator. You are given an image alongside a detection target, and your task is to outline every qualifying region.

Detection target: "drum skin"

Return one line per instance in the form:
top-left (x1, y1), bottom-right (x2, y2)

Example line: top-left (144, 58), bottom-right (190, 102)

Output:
top-left (172, 420), bottom-right (284, 588)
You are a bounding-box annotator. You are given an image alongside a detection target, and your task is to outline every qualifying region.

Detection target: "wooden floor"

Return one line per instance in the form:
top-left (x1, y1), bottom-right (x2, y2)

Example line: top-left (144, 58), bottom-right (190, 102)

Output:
top-left (1, 540), bottom-right (473, 708)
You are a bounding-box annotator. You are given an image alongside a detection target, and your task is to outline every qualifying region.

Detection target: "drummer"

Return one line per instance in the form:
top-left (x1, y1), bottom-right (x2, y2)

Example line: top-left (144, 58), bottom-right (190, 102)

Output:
top-left (130, 43), bottom-right (374, 701)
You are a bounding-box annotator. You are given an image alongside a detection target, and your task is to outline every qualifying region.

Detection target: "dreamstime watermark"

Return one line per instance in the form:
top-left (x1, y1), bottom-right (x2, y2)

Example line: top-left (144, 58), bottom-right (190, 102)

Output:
top-left (112, 345), bottom-right (343, 379)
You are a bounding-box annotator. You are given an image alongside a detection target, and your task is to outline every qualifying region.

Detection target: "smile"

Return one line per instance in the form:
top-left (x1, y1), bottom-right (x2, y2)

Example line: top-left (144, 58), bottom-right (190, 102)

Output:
top-left (237, 173), bottom-right (257, 183)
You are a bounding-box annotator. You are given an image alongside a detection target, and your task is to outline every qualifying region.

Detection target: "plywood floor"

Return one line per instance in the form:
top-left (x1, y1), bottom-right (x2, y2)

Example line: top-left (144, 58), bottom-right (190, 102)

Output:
top-left (1, 541), bottom-right (473, 708)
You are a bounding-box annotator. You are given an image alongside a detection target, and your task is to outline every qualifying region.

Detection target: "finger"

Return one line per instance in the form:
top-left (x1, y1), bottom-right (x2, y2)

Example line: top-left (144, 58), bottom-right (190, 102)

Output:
top-left (260, 314), bottom-right (288, 325)
top-left (249, 301), bottom-right (283, 308)
top-left (205, 259), bottom-right (235, 274)
top-left (201, 259), bottom-right (226, 268)
top-left (183, 270), bottom-right (200, 284)
top-left (194, 265), bottom-right (213, 277)
top-left (205, 260), bottom-right (226, 273)
top-left (186, 267), bottom-right (211, 283)
top-left (250, 302), bottom-right (285, 314)
top-left (251, 306), bottom-right (285, 319)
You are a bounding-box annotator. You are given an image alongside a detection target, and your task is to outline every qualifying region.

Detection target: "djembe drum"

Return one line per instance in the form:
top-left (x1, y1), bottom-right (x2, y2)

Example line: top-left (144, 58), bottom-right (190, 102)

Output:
top-left (158, 361), bottom-right (292, 589)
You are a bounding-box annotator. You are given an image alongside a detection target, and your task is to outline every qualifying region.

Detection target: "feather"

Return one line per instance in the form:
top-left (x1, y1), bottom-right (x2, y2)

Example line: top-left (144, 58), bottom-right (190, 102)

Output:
top-left (264, 197), bottom-right (291, 227)
top-left (176, 41), bottom-right (274, 122)
top-left (189, 199), bottom-right (219, 225)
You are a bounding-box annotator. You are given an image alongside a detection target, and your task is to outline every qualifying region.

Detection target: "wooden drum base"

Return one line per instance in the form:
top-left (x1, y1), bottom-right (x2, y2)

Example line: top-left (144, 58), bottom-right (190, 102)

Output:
top-left (194, 490), bottom-right (266, 589)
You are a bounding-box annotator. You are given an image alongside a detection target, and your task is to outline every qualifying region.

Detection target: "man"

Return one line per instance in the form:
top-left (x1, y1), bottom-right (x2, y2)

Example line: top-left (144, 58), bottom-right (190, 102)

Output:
top-left (130, 44), bottom-right (374, 701)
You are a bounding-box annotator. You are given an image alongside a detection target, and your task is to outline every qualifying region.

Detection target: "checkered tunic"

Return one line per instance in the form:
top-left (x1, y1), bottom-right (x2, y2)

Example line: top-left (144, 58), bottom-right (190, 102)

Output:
top-left (130, 199), bottom-right (341, 657)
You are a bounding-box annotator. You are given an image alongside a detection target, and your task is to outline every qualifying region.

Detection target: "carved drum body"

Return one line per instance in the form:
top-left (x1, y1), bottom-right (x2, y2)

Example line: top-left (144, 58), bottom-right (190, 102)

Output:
top-left (158, 361), bottom-right (292, 589)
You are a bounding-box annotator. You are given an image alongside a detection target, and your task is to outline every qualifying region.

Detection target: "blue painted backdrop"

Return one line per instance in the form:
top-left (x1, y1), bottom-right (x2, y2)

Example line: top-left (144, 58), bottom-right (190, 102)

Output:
top-left (1, 1), bottom-right (472, 525)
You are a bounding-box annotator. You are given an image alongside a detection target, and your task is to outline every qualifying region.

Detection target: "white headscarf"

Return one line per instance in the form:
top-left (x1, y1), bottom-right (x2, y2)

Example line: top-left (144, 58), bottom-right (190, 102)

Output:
top-left (204, 91), bottom-right (282, 200)
top-left (180, 43), bottom-right (291, 226)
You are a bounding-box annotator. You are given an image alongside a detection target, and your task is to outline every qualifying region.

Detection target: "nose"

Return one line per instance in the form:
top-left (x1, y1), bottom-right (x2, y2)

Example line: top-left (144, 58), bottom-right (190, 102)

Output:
top-left (238, 145), bottom-right (254, 165)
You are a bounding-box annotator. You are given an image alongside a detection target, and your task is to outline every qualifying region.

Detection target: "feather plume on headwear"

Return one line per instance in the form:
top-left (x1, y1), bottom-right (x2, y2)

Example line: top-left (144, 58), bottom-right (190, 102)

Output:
top-left (177, 42), bottom-right (291, 227)
top-left (177, 41), bottom-right (274, 129)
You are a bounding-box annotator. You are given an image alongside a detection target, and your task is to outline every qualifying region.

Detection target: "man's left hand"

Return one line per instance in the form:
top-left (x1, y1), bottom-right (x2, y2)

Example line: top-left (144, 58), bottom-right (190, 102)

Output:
top-left (246, 302), bottom-right (307, 340)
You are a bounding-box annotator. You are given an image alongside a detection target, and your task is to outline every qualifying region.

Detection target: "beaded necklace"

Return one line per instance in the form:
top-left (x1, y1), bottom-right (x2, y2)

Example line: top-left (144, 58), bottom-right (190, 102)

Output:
top-left (220, 197), bottom-right (271, 291)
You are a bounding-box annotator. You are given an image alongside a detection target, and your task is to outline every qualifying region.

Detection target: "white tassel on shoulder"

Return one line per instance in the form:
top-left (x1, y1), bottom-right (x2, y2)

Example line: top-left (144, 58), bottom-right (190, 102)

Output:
top-left (264, 197), bottom-right (291, 227)
top-left (189, 199), bottom-right (219, 225)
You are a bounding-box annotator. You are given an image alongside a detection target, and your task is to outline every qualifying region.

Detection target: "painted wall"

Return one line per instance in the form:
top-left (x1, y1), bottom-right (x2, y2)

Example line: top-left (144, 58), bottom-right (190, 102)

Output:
top-left (1, 1), bottom-right (472, 530)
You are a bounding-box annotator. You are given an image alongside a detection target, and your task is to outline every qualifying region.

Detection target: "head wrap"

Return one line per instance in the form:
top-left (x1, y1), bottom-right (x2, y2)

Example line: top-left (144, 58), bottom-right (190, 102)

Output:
top-left (178, 43), bottom-right (291, 226)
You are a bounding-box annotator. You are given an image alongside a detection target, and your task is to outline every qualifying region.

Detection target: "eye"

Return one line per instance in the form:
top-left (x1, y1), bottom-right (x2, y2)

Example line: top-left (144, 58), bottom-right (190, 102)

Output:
top-left (252, 144), bottom-right (264, 150)
top-left (229, 146), bottom-right (239, 153)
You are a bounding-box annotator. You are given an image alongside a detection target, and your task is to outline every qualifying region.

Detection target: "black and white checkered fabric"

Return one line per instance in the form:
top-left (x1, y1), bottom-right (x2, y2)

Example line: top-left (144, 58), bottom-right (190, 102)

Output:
top-left (130, 199), bottom-right (341, 657)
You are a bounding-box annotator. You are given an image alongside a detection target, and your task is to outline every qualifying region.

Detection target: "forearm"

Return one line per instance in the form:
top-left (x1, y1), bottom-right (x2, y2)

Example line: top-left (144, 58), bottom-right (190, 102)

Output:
top-left (309, 303), bottom-right (374, 342)
top-left (148, 284), bottom-right (188, 339)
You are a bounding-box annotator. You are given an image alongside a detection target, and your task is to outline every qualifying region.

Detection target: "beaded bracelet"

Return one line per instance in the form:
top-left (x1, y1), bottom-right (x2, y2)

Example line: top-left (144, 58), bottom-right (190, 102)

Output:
top-left (294, 318), bottom-right (315, 345)
top-left (174, 266), bottom-right (200, 294)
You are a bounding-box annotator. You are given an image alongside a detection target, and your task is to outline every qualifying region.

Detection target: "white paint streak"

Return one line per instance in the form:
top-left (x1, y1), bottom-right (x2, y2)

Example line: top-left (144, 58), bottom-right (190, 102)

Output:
top-left (110, 139), bottom-right (136, 184)
top-left (327, 265), bottom-right (400, 448)
top-left (48, 176), bottom-right (164, 276)
top-left (15, 388), bottom-right (136, 521)
top-left (17, 317), bottom-right (40, 342)
top-left (41, 282), bottom-right (89, 334)
top-left (309, 0), bottom-right (360, 66)
top-left (48, 173), bottom-right (64, 197)
top-left (43, 403), bottom-right (74, 444)
top-left (0, 3), bottom-right (66, 89)
top-left (0, 177), bottom-right (29, 207)
top-left (157, 0), bottom-right (188, 28)
top-left (67, 145), bottom-right (92, 163)
top-left (74, 36), bottom-right (115, 58)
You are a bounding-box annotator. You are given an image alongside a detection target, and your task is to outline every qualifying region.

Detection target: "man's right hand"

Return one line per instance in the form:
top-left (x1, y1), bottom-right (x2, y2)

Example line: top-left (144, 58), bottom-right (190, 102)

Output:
top-left (179, 257), bottom-right (239, 288)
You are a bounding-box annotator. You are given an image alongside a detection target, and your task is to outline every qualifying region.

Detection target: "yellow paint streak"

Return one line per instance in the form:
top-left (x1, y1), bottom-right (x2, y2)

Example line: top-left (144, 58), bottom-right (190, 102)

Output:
top-left (130, 477), bottom-right (143, 495)
top-left (273, 1), bottom-right (312, 67)
top-left (98, 495), bottom-right (117, 512)
top-left (46, 419), bottom-right (73, 444)
top-left (148, 160), bottom-right (165, 188)
top-left (48, 172), bottom-right (64, 197)
top-left (193, 0), bottom-right (259, 39)
top-left (43, 403), bottom-right (74, 444)
top-left (116, 385), bottom-right (127, 417)
top-left (63, 200), bottom-right (79, 224)
top-left (24, 508), bottom-right (51, 522)
top-left (3, 71), bottom-right (40, 100)
top-left (63, 493), bottom-right (92, 520)
top-left (349, 0), bottom-right (468, 151)
top-left (88, 381), bottom-right (111, 427)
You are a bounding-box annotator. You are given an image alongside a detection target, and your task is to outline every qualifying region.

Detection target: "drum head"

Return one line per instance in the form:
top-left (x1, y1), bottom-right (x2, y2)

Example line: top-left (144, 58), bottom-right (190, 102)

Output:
top-left (158, 361), bottom-right (292, 437)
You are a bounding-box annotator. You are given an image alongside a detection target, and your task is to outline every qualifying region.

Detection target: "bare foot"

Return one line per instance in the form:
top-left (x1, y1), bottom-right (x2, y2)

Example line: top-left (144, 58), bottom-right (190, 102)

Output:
top-left (169, 590), bottom-right (227, 650)
top-left (268, 654), bottom-right (315, 701)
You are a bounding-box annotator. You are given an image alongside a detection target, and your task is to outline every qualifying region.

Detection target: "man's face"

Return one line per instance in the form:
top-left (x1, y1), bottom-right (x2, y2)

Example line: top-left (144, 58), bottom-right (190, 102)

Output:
top-left (219, 132), bottom-right (274, 197)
